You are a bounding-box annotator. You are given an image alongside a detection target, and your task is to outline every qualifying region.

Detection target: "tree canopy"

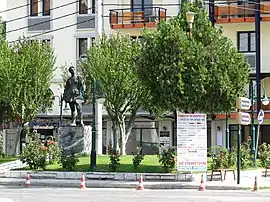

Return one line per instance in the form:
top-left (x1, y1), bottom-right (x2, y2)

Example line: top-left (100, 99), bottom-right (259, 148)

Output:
top-left (81, 33), bottom-right (149, 154)
top-left (137, 0), bottom-right (250, 115)
top-left (0, 38), bottom-right (56, 124)
top-left (0, 17), bottom-right (5, 39)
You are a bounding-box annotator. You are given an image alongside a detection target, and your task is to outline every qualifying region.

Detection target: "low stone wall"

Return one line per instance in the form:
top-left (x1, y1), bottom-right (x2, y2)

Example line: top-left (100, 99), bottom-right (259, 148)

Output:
top-left (0, 170), bottom-right (199, 182)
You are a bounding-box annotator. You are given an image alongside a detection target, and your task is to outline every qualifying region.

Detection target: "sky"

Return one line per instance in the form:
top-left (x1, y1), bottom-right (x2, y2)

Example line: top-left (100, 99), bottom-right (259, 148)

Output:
top-left (0, 0), bottom-right (7, 20)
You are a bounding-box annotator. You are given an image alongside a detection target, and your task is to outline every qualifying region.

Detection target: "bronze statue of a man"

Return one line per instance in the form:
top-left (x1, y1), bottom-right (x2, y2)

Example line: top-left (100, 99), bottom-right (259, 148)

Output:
top-left (63, 66), bottom-right (85, 126)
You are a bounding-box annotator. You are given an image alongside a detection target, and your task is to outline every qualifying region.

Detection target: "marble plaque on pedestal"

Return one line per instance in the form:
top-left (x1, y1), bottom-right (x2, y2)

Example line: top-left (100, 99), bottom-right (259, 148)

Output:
top-left (57, 126), bottom-right (91, 155)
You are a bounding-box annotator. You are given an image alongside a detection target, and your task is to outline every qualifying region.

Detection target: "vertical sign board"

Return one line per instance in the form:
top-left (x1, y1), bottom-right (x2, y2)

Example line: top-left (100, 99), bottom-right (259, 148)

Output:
top-left (177, 113), bottom-right (207, 172)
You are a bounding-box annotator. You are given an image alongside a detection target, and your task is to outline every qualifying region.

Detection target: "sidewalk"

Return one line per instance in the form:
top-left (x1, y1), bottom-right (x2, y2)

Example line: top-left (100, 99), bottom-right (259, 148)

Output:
top-left (0, 163), bottom-right (269, 190)
top-left (0, 176), bottom-right (269, 190)
top-left (0, 160), bottom-right (27, 172)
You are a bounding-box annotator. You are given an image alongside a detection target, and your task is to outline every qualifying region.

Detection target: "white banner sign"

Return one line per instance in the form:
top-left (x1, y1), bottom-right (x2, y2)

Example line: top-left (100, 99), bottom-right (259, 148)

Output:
top-left (177, 113), bottom-right (207, 172)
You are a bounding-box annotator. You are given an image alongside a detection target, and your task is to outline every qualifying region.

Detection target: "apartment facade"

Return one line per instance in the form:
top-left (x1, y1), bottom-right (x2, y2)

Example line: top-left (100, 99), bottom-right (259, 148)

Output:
top-left (7, 0), bottom-right (269, 155)
top-left (4, 0), bottom-right (182, 155)
top-left (208, 0), bottom-right (270, 148)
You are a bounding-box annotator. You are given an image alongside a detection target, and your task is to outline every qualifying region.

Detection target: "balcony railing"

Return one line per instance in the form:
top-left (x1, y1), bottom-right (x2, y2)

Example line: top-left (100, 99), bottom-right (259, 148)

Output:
top-left (214, 1), bottom-right (270, 23)
top-left (109, 7), bottom-right (167, 29)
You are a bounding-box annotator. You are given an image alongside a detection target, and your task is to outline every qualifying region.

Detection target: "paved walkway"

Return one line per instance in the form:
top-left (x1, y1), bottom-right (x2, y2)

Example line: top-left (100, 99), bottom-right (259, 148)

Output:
top-left (0, 174), bottom-right (269, 190)
top-left (0, 162), bottom-right (269, 190)
top-left (0, 160), bottom-right (27, 172)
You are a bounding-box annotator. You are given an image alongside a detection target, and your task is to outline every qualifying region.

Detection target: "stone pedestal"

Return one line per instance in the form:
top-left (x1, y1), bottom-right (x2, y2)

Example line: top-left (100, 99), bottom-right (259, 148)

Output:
top-left (58, 126), bottom-right (91, 155)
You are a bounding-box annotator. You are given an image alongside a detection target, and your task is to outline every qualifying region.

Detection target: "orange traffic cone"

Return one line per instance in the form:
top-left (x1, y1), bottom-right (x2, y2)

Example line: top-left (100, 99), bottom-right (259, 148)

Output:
top-left (253, 176), bottom-right (259, 192)
top-left (137, 174), bottom-right (144, 190)
top-left (198, 174), bottom-right (206, 191)
top-left (25, 174), bottom-right (31, 187)
top-left (80, 173), bottom-right (86, 189)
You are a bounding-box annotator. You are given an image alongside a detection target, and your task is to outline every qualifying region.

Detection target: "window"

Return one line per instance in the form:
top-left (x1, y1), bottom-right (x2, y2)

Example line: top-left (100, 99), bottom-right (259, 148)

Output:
top-left (237, 31), bottom-right (255, 52)
top-left (78, 38), bottom-right (88, 57)
top-left (76, 37), bottom-right (95, 58)
top-left (79, 0), bottom-right (95, 14)
top-left (131, 0), bottom-right (153, 10)
top-left (79, 0), bottom-right (88, 14)
top-left (131, 0), bottom-right (153, 21)
top-left (30, 0), bottom-right (50, 16)
top-left (237, 31), bottom-right (256, 71)
top-left (43, 0), bottom-right (50, 16)
top-left (30, 0), bottom-right (39, 16)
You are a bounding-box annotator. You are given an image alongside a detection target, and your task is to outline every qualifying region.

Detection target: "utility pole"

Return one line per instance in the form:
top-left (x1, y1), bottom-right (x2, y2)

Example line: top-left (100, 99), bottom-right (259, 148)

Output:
top-left (255, 0), bottom-right (261, 165)
top-left (209, 0), bottom-right (215, 27)
top-left (255, 0), bottom-right (261, 113)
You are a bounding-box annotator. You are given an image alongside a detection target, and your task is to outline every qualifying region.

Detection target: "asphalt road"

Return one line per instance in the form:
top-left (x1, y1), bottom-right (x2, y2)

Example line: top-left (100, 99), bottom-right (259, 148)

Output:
top-left (0, 187), bottom-right (270, 202)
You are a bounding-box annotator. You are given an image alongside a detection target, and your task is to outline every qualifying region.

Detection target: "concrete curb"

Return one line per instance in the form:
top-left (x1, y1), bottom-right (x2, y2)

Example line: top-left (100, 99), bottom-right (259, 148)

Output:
top-left (0, 178), bottom-right (266, 190)
top-left (0, 171), bottom-right (199, 182)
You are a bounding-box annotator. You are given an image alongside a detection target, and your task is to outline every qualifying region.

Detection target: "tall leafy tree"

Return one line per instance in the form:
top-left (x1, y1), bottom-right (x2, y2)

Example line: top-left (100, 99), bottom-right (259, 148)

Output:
top-left (137, 0), bottom-right (250, 115)
top-left (12, 39), bottom-right (56, 122)
top-left (81, 33), bottom-right (149, 155)
top-left (0, 39), bottom-right (56, 125)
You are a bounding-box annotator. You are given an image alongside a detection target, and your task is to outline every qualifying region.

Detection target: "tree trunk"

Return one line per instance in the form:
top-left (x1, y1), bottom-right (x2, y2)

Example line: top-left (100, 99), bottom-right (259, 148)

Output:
top-left (111, 120), bottom-right (119, 151)
top-left (119, 122), bottom-right (126, 155)
top-left (119, 110), bottom-right (137, 155)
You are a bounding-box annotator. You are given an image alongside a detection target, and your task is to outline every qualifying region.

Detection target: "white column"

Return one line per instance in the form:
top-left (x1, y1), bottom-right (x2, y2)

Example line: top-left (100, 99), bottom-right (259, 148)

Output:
top-left (95, 103), bottom-right (103, 154)
top-left (95, 0), bottom-right (104, 155)
top-left (211, 120), bottom-right (216, 147)
top-left (2, 130), bottom-right (6, 153)
top-left (95, 0), bottom-right (103, 37)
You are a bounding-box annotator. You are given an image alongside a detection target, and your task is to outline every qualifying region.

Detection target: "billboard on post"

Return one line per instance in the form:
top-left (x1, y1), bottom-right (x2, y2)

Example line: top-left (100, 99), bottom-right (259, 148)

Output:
top-left (177, 113), bottom-right (207, 172)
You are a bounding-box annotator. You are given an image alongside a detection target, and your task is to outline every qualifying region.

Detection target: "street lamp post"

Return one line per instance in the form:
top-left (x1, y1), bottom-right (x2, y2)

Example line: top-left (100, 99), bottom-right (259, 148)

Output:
top-left (91, 77), bottom-right (97, 171)
top-left (250, 83), bottom-right (269, 166)
top-left (80, 55), bottom-right (105, 172)
top-left (186, 11), bottom-right (196, 37)
top-left (225, 113), bottom-right (230, 150)
top-left (54, 94), bottom-right (70, 128)
top-left (90, 79), bottom-right (105, 171)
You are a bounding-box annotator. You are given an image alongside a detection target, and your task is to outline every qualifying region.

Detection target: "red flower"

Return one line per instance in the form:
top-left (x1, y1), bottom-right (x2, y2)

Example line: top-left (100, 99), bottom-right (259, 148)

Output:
top-left (41, 146), bottom-right (47, 151)
top-left (248, 136), bottom-right (251, 141)
top-left (49, 141), bottom-right (55, 145)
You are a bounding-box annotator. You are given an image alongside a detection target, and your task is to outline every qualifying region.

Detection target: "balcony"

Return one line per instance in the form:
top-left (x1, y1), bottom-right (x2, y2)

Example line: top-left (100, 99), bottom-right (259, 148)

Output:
top-left (109, 7), bottom-right (167, 29)
top-left (214, 1), bottom-right (270, 23)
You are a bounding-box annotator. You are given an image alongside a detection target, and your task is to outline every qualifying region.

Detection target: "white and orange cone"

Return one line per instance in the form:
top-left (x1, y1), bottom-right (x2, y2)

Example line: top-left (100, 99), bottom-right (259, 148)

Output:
top-left (137, 174), bottom-right (144, 190)
top-left (198, 174), bottom-right (206, 191)
top-left (25, 174), bottom-right (31, 187)
top-left (80, 173), bottom-right (86, 189)
top-left (253, 176), bottom-right (259, 192)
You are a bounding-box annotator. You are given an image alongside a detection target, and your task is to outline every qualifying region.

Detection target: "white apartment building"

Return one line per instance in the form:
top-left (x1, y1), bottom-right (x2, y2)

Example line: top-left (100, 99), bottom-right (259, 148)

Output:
top-left (209, 0), bottom-right (270, 149)
top-left (9, 0), bottom-right (270, 155)
top-left (5, 0), bottom-right (181, 155)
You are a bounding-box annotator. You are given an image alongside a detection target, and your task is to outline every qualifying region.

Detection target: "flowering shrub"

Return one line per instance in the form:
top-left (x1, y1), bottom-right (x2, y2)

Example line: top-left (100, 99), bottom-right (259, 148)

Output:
top-left (20, 128), bottom-right (47, 170)
top-left (158, 147), bottom-right (176, 173)
top-left (132, 147), bottom-right (145, 171)
top-left (258, 142), bottom-right (270, 167)
top-left (239, 137), bottom-right (252, 169)
top-left (108, 148), bottom-right (121, 172)
top-left (208, 137), bottom-right (252, 170)
top-left (208, 146), bottom-right (236, 169)
top-left (20, 128), bottom-right (60, 170)
top-left (45, 136), bottom-right (61, 165)
top-left (59, 150), bottom-right (79, 170)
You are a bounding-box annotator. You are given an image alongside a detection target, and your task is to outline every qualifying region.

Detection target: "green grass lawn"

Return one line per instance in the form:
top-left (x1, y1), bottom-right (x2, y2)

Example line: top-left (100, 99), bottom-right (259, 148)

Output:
top-left (46, 155), bottom-right (165, 173)
top-left (17, 155), bottom-right (263, 173)
top-left (0, 156), bottom-right (18, 164)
